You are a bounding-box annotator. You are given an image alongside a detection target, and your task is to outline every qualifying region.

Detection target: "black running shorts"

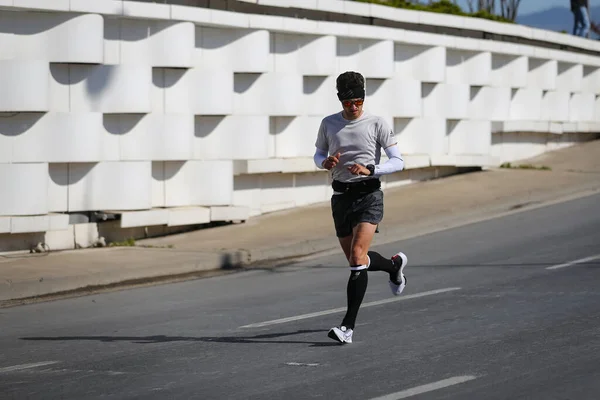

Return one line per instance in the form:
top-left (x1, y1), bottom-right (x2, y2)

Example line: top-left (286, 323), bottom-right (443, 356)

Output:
top-left (331, 190), bottom-right (384, 238)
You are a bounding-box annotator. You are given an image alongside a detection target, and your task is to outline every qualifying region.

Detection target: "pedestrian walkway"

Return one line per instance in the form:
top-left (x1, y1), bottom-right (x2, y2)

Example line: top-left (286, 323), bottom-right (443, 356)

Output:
top-left (1, 140), bottom-right (599, 305)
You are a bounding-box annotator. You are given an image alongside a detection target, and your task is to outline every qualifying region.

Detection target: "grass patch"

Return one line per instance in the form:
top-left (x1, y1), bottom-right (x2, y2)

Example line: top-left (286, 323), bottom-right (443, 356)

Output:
top-left (499, 162), bottom-right (551, 171)
top-left (109, 238), bottom-right (136, 247)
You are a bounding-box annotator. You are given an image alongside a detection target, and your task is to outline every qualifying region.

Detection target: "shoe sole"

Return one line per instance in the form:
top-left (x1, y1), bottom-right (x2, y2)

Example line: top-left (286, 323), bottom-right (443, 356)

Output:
top-left (390, 252), bottom-right (408, 296)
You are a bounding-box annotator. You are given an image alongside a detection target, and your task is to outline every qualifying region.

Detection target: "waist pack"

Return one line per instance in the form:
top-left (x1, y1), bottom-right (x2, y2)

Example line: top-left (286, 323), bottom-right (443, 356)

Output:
top-left (332, 179), bottom-right (381, 195)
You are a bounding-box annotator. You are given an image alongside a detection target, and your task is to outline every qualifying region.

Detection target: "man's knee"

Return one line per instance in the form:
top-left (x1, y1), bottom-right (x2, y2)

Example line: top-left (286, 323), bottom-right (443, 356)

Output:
top-left (349, 245), bottom-right (369, 265)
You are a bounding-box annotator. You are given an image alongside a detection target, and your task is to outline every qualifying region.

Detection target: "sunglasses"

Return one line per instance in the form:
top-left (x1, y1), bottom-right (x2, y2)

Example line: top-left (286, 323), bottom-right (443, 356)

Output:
top-left (341, 99), bottom-right (364, 107)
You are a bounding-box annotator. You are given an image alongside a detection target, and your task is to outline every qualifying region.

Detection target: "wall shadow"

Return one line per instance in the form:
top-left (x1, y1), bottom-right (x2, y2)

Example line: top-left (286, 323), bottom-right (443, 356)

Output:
top-left (0, 112), bottom-right (45, 137)
top-left (194, 115), bottom-right (226, 139)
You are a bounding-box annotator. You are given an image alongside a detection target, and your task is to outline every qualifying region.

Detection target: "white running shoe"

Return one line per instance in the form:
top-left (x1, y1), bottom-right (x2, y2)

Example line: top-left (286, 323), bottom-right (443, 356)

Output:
top-left (389, 251), bottom-right (408, 296)
top-left (327, 326), bottom-right (353, 344)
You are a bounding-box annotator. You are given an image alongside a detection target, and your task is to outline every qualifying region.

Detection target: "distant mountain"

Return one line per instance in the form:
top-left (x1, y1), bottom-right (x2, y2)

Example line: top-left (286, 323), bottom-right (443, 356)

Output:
top-left (516, 6), bottom-right (600, 35)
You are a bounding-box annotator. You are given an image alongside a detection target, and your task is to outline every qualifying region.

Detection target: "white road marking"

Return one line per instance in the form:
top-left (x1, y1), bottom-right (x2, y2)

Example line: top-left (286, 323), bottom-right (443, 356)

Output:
top-left (240, 287), bottom-right (461, 329)
top-left (285, 362), bottom-right (320, 367)
top-left (546, 254), bottom-right (600, 270)
top-left (369, 375), bottom-right (478, 400)
top-left (0, 361), bottom-right (60, 373)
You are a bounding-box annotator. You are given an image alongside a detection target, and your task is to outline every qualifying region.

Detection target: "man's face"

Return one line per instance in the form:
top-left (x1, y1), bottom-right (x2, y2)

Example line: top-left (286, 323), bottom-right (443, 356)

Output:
top-left (341, 98), bottom-right (364, 120)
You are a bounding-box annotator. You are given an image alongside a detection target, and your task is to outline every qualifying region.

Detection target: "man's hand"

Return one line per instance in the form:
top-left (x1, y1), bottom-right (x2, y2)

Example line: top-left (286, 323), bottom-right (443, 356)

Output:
top-left (322, 152), bottom-right (341, 170)
top-left (347, 163), bottom-right (370, 176)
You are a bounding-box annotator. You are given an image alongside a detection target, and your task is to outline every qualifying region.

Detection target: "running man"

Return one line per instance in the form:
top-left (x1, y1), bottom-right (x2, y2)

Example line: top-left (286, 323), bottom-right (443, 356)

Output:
top-left (314, 71), bottom-right (408, 344)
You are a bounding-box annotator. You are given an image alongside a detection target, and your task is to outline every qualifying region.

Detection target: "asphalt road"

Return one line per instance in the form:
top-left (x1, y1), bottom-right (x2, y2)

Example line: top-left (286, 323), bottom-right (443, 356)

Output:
top-left (1, 192), bottom-right (599, 400)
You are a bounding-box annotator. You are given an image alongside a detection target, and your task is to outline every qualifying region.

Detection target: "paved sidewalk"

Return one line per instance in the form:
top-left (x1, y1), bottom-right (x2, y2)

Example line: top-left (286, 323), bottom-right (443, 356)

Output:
top-left (1, 140), bottom-right (599, 305)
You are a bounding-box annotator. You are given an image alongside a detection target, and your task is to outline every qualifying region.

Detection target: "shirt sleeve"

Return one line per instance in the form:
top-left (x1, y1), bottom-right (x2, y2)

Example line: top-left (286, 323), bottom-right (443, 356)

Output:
top-left (315, 119), bottom-right (328, 152)
top-left (376, 118), bottom-right (397, 149)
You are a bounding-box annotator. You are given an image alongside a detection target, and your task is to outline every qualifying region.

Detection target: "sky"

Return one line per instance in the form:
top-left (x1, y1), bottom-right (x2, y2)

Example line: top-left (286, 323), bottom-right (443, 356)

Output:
top-left (455, 0), bottom-right (569, 16)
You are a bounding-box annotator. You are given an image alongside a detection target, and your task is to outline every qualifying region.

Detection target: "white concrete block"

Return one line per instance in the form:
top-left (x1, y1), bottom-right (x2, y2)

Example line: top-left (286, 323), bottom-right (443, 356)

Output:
top-left (528, 58), bottom-right (557, 90)
top-left (48, 64), bottom-right (70, 112)
top-left (478, 40), bottom-right (521, 56)
top-left (103, 114), bottom-right (149, 160)
top-left (540, 91), bottom-right (570, 122)
top-left (278, 17), bottom-right (320, 35)
top-left (446, 50), bottom-right (491, 86)
top-left (152, 21), bottom-right (195, 67)
top-left (13, 0), bottom-right (68, 11)
top-left (569, 93), bottom-right (596, 122)
top-left (73, 223), bottom-right (99, 249)
top-left (366, 78), bottom-right (421, 118)
top-left (556, 62), bottom-right (582, 93)
top-left (447, 120), bottom-right (491, 155)
top-left (10, 12), bottom-right (103, 63)
top-left (210, 9), bottom-right (250, 28)
top-left (258, 0), bottom-right (316, 8)
top-left (151, 161), bottom-right (165, 208)
top-left (118, 19), bottom-right (194, 67)
top-left (69, 65), bottom-right (151, 113)
top-left (259, 173), bottom-right (295, 213)
top-left (0, 163), bottom-right (48, 215)
top-left (561, 122), bottom-right (578, 133)
top-left (422, 83), bottom-right (469, 120)
top-left (171, 5), bottom-right (211, 25)
top-left (431, 154), bottom-right (495, 167)
top-left (281, 158), bottom-right (319, 173)
top-left (10, 215), bottom-right (50, 233)
top-left (509, 88), bottom-right (543, 121)
top-left (303, 75), bottom-right (340, 117)
top-left (469, 86), bottom-right (511, 121)
top-left (70, 0), bottom-right (123, 15)
top-left (234, 72), bottom-right (302, 116)
top-left (0, 217), bottom-right (11, 234)
top-left (48, 163), bottom-right (68, 213)
top-left (491, 54), bottom-right (527, 88)
top-left (12, 113), bottom-right (119, 163)
top-left (120, 209), bottom-right (169, 228)
top-left (316, 20), bottom-right (349, 37)
top-left (233, 159), bottom-right (283, 175)
top-left (272, 33), bottom-right (336, 76)
top-left (0, 60), bottom-right (49, 112)
top-left (164, 68), bottom-right (233, 115)
top-left (341, 0), bottom-right (369, 16)
top-left (232, 174), bottom-right (261, 216)
top-left (248, 14), bottom-right (284, 31)
top-left (395, 118), bottom-right (446, 155)
top-left (68, 162), bottom-right (152, 212)
top-left (44, 225), bottom-right (75, 250)
top-left (316, 0), bottom-right (342, 13)
top-left (118, 113), bottom-right (194, 161)
top-left (290, 172), bottom-right (329, 207)
top-left (338, 38), bottom-right (394, 79)
top-left (194, 115), bottom-right (270, 160)
top-left (196, 27), bottom-right (269, 73)
top-left (122, 0), bottom-right (170, 20)
top-left (163, 161), bottom-right (233, 207)
top-left (271, 116), bottom-right (322, 158)
top-left (395, 44), bottom-right (445, 84)
top-left (403, 154), bottom-right (430, 169)
top-left (582, 66), bottom-right (600, 94)
top-left (210, 206), bottom-right (250, 222)
top-left (168, 207), bottom-right (211, 227)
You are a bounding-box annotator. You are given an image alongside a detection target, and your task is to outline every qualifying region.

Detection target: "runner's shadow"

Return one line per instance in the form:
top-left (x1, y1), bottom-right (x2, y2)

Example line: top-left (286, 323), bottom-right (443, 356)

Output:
top-left (21, 329), bottom-right (341, 347)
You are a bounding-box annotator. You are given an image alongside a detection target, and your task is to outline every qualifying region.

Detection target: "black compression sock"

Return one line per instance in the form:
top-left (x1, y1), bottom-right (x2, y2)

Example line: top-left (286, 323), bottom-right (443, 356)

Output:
top-left (367, 251), bottom-right (398, 281)
top-left (341, 268), bottom-right (368, 330)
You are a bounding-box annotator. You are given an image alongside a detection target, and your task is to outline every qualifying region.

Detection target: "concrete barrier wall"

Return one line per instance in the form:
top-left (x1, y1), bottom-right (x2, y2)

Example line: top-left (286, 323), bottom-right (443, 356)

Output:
top-left (0, 0), bottom-right (599, 250)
